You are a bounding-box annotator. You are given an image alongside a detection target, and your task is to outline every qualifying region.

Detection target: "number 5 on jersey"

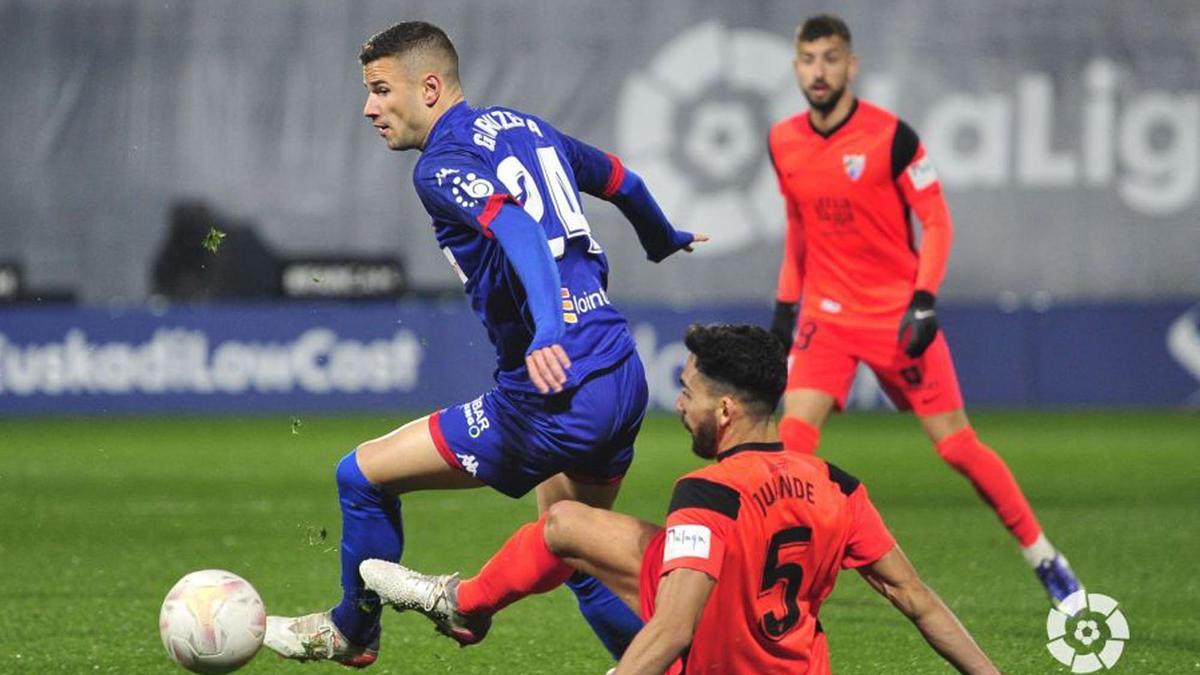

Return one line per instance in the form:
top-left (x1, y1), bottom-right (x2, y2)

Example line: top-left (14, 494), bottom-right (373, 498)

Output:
top-left (757, 526), bottom-right (812, 641)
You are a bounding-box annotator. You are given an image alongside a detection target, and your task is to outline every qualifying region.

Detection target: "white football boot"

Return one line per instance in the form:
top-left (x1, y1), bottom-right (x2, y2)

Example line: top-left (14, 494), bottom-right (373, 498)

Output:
top-left (359, 559), bottom-right (491, 646)
top-left (263, 609), bottom-right (378, 668)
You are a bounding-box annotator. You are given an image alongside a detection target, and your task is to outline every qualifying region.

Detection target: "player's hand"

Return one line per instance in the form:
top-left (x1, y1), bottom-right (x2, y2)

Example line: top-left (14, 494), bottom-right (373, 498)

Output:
top-left (681, 232), bottom-right (710, 253)
top-left (526, 343), bottom-right (572, 394)
top-left (898, 290), bottom-right (939, 358)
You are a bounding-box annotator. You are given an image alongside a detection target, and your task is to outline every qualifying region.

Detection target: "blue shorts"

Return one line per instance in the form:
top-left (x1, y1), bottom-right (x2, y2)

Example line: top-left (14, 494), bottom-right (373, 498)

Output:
top-left (429, 352), bottom-right (648, 498)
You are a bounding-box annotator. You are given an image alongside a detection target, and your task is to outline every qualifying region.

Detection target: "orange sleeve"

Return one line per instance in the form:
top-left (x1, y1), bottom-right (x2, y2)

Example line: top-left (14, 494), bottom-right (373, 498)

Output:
top-left (896, 143), bottom-right (953, 295)
top-left (770, 142), bottom-right (805, 303)
top-left (661, 507), bottom-right (733, 581)
top-left (841, 484), bottom-right (897, 569)
top-left (660, 476), bottom-right (740, 581)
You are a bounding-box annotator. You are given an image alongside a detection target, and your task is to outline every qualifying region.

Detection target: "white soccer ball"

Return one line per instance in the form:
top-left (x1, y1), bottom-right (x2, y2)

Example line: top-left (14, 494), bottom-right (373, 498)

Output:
top-left (159, 569), bottom-right (266, 674)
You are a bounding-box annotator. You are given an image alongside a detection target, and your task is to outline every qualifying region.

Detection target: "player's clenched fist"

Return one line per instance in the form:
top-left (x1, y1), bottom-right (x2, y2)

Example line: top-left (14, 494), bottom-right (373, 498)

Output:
top-left (526, 344), bottom-right (572, 394)
top-left (897, 290), bottom-right (938, 357)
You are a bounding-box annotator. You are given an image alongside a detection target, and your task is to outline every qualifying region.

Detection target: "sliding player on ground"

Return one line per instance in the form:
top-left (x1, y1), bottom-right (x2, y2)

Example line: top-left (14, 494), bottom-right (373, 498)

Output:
top-left (362, 324), bottom-right (998, 674)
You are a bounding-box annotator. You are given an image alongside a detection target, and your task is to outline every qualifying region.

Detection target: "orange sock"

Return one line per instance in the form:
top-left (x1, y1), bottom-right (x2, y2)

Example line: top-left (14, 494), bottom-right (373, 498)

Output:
top-left (936, 427), bottom-right (1042, 547)
top-left (779, 416), bottom-right (820, 454)
top-left (457, 512), bottom-right (575, 616)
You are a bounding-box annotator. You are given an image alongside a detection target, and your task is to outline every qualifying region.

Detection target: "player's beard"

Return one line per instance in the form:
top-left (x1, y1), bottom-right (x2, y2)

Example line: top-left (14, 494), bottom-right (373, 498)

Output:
top-left (804, 81), bottom-right (845, 116)
top-left (688, 412), bottom-right (720, 460)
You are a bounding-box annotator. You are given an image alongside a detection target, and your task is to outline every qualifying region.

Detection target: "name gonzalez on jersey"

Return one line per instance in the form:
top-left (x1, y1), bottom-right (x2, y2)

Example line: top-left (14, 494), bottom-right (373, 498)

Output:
top-left (471, 109), bottom-right (544, 151)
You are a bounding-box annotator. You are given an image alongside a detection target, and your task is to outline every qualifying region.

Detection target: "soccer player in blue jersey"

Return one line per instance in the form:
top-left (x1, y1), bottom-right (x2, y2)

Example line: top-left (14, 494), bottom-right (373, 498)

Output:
top-left (264, 21), bottom-right (706, 667)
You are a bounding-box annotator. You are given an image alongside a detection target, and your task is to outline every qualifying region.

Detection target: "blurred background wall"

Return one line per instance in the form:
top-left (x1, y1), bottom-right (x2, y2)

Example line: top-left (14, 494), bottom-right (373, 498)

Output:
top-left (1, 0), bottom-right (1197, 412)
top-left (2, 0), bottom-right (1197, 304)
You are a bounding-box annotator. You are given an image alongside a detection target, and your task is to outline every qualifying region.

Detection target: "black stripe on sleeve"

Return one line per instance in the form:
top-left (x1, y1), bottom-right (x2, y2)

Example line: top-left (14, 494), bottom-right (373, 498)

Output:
top-left (668, 478), bottom-right (741, 520)
top-left (826, 462), bottom-right (861, 496)
top-left (890, 118), bottom-right (920, 181)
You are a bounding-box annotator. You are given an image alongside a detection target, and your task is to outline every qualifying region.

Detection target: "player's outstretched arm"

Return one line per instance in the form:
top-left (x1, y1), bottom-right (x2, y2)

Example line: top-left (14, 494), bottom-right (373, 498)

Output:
top-left (557, 134), bottom-right (704, 262)
top-left (488, 203), bottom-right (572, 393)
top-left (858, 546), bottom-right (998, 674)
top-left (606, 168), bottom-right (706, 262)
top-left (612, 568), bottom-right (714, 675)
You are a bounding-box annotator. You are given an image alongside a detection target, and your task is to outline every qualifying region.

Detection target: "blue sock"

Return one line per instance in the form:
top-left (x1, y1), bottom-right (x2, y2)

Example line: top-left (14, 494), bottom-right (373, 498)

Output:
top-left (565, 572), bottom-right (644, 659)
top-left (330, 450), bottom-right (403, 646)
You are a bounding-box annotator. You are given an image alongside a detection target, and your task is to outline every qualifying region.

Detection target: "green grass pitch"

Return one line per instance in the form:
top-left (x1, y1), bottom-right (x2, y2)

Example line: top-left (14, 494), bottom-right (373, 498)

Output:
top-left (1, 410), bottom-right (1197, 673)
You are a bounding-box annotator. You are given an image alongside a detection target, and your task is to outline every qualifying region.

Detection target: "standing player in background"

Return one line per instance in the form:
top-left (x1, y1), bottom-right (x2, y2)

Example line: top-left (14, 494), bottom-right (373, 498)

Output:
top-left (361, 325), bottom-right (998, 674)
top-left (264, 21), bottom-right (705, 666)
top-left (767, 15), bottom-right (1082, 609)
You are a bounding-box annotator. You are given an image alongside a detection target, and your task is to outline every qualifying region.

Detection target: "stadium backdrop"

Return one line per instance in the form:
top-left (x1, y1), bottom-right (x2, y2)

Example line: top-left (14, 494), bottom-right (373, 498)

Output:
top-left (1, 1), bottom-right (1197, 414)
top-left (1, 301), bottom-right (1196, 415)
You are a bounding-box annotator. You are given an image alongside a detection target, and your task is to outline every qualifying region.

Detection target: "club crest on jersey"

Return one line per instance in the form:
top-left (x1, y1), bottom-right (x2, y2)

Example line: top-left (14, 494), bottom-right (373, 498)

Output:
top-left (843, 154), bottom-right (866, 181)
top-left (437, 168), bottom-right (494, 209)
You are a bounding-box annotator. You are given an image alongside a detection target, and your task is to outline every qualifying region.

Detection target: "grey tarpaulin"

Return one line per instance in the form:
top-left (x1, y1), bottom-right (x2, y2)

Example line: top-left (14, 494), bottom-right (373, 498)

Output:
top-left (1, 0), bottom-right (1197, 304)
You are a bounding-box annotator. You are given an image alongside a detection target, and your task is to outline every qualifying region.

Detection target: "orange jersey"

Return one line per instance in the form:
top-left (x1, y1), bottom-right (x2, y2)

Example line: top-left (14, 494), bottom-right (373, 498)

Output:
top-left (770, 100), bottom-right (953, 328)
top-left (642, 442), bottom-right (896, 674)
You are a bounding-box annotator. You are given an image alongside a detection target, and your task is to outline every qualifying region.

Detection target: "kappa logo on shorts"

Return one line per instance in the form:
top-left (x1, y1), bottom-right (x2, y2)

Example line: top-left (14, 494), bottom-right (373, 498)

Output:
top-left (456, 453), bottom-right (480, 477)
top-left (461, 396), bottom-right (491, 439)
top-left (664, 525), bottom-right (712, 561)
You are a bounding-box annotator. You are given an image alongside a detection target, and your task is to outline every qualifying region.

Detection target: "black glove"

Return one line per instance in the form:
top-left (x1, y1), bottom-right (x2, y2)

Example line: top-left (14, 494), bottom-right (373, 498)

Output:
top-left (898, 290), bottom-right (939, 358)
top-left (770, 300), bottom-right (799, 352)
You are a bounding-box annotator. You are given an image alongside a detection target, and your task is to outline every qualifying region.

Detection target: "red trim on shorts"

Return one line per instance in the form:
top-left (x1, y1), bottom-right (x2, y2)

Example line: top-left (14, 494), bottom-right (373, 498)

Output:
top-left (476, 193), bottom-right (511, 238)
top-left (563, 470), bottom-right (624, 486)
top-left (602, 153), bottom-right (626, 198)
top-left (428, 411), bottom-right (463, 471)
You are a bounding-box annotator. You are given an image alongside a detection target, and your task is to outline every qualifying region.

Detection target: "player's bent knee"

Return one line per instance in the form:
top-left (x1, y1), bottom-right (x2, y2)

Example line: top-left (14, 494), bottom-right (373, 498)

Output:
top-left (544, 500), bottom-right (591, 556)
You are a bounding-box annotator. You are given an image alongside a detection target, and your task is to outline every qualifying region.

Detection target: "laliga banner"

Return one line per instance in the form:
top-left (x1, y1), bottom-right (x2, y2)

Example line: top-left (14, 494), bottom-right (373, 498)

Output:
top-left (0, 301), bottom-right (1197, 416)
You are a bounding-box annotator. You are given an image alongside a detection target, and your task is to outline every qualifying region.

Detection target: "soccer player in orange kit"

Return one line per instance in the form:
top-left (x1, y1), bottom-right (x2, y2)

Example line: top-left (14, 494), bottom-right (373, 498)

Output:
top-left (360, 325), bottom-right (998, 674)
top-left (767, 14), bottom-right (1082, 608)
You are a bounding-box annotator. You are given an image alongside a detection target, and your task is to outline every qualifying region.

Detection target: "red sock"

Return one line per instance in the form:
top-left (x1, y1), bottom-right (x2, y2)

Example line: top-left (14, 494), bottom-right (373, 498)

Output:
top-left (779, 416), bottom-right (820, 454)
top-left (936, 427), bottom-right (1042, 547)
top-left (457, 512), bottom-right (575, 616)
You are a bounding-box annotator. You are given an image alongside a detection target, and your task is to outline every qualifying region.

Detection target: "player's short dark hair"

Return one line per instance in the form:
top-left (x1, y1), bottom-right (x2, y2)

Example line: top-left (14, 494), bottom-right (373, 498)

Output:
top-left (684, 324), bottom-right (787, 418)
top-left (796, 14), bottom-right (852, 47)
top-left (360, 21), bottom-right (460, 83)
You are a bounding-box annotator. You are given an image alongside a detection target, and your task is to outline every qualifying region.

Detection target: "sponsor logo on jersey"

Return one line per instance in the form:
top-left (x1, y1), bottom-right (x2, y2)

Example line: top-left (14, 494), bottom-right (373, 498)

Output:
top-left (560, 286), bottom-right (612, 325)
top-left (664, 524), bottom-right (712, 561)
top-left (814, 197), bottom-right (854, 226)
top-left (819, 298), bottom-right (843, 314)
top-left (906, 156), bottom-right (939, 190)
top-left (461, 396), bottom-right (491, 439)
top-left (843, 153), bottom-right (866, 181)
